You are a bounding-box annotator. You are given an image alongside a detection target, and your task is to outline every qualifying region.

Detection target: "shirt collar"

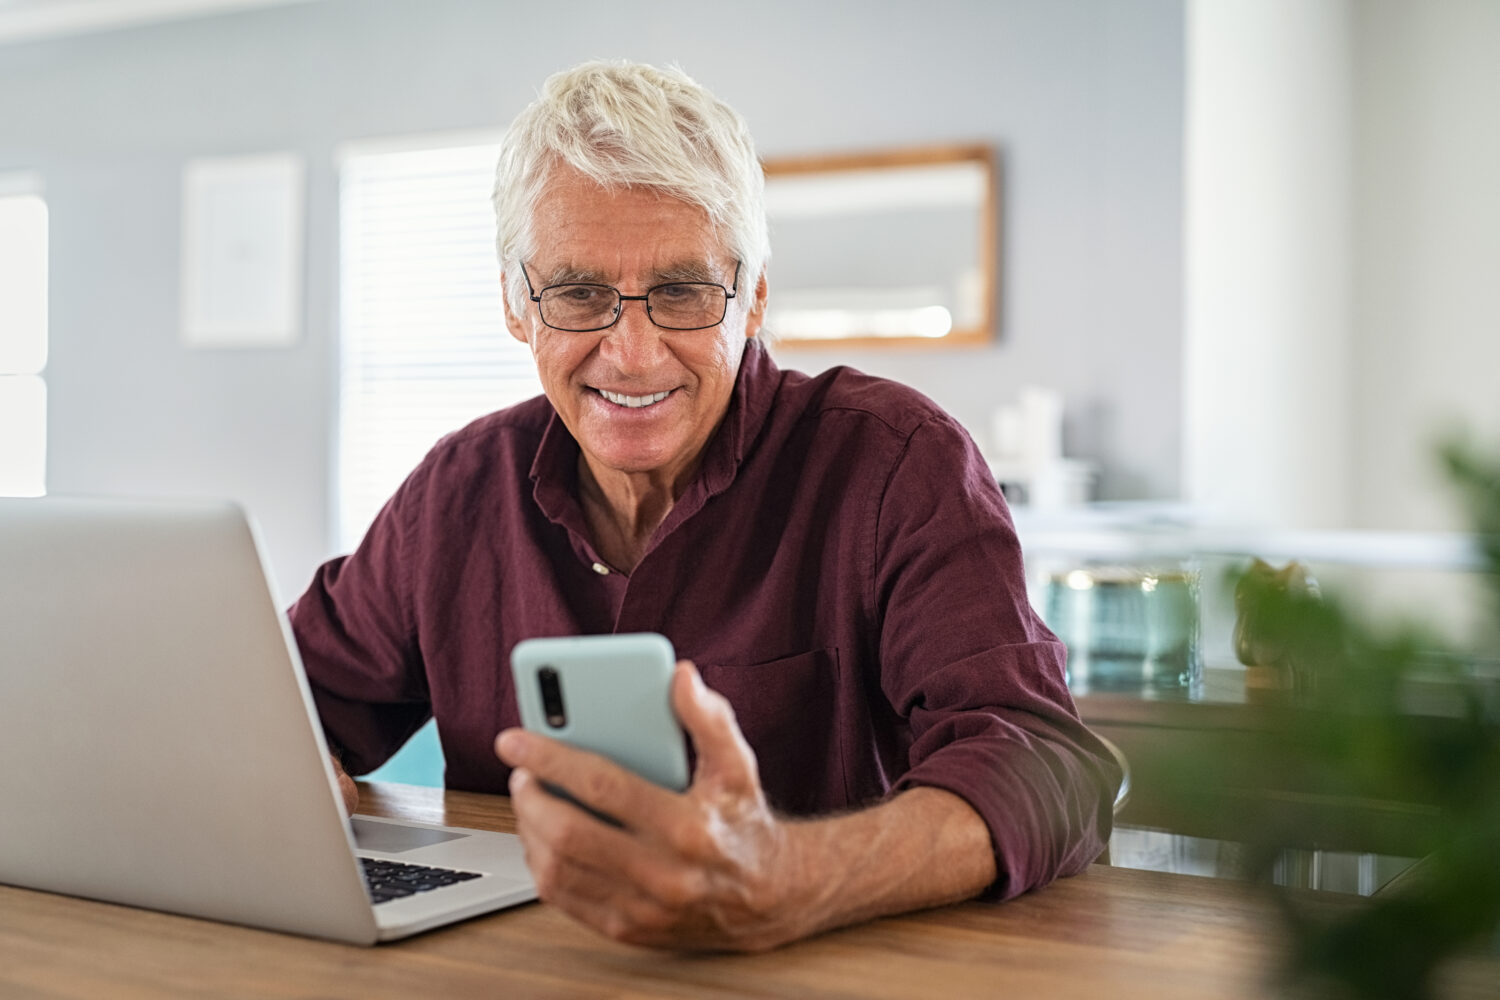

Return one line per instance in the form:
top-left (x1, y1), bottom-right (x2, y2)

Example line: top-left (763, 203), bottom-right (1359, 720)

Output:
top-left (699, 337), bottom-right (778, 497)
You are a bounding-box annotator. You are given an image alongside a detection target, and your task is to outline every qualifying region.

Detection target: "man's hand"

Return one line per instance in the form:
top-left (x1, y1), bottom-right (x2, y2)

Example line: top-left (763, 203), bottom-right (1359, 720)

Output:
top-left (495, 660), bottom-right (812, 951)
top-left (330, 755), bottom-right (360, 815)
top-left (495, 660), bottom-right (997, 952)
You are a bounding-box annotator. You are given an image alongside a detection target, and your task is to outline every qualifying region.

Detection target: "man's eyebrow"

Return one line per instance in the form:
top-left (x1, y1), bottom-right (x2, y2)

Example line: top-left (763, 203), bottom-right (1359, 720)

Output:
top-left (539, 261), bottom-right (725, 286)
top-left (652, 261), bottom-right (720, 284)
top-left (539, 264), bottom-right (610, 285)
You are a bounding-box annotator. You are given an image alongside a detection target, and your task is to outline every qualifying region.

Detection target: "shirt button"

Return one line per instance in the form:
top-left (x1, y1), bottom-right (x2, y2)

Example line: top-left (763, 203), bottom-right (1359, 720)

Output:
top-left (591, 562), bottom-right (610, 576)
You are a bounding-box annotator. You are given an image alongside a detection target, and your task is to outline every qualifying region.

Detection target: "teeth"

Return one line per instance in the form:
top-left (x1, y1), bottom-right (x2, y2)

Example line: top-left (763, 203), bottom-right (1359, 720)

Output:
top-left (599, 389), bottom-right (671, 408)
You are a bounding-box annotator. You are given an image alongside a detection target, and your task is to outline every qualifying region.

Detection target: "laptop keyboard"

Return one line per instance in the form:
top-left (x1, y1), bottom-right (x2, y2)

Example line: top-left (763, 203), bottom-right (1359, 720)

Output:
top-left (360, 857), bottom-right (483, 904)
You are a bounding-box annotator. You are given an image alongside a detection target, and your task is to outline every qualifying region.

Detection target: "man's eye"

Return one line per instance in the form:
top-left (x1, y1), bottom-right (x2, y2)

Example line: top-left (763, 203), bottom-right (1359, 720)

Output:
top-left (557, 286), bottom-right (604, 303)
top-left (653, 284), bottom-right (696, 302)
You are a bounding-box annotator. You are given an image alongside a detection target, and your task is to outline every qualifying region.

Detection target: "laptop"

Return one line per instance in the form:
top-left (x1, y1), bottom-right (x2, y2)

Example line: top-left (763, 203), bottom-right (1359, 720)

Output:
top-left (0, 496), bottom-right (537, 944)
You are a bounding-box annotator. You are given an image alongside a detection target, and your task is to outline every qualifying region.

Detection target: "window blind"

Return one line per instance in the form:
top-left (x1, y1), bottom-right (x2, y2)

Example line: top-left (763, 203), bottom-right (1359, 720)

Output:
top-left (338, 139), bottom-right (541, 551)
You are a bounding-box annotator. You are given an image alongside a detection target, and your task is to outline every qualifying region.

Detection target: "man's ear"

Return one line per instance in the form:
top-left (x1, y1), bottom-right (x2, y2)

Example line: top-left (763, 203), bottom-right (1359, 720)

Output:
top-left (743, 270), bottom-right (769, 339)
top-left (501, 271), bottom-right (531, 346)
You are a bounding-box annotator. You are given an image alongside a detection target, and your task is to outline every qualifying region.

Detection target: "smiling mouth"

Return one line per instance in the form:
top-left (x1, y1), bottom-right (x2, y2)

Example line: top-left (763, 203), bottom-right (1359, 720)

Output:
top-left (595, 388), bottom-right (673, 409)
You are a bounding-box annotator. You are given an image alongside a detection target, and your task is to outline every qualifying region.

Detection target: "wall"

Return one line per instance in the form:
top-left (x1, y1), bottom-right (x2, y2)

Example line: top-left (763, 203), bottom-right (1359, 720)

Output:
top-left (1176, 0), bottom-right (1496, 646)
top-left (1351, 0), bottom-right (1500, 533)
top-left (1183, 0), bottom-right (1500, 536)
top-left (0, 0), bottom-right (1185, 597)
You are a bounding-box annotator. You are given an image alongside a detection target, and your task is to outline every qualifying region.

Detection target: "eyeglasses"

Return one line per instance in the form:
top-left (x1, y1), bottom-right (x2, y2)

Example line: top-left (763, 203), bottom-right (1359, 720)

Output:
top-left (520, 261), bottom-right (740, 333)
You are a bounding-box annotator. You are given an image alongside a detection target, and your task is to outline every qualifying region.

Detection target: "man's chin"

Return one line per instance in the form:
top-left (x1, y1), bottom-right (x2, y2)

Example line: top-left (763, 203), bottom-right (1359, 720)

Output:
top-left (579, 442), bottom-right (684, 480)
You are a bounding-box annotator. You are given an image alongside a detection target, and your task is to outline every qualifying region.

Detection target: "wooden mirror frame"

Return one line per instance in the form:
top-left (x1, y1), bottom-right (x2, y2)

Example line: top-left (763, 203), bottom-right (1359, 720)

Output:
top-left (760, 143), bottom-right (998, 350)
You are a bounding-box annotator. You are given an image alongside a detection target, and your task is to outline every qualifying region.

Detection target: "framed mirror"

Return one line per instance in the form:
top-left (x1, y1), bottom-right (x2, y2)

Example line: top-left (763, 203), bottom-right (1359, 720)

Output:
top-left (761, 143), bottom-right (997, 349)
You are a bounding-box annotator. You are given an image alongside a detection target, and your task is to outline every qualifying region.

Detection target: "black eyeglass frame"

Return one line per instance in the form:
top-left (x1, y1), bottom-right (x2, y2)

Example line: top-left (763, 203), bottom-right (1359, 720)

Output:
top-left (519, 261), bottom-right (741, 333)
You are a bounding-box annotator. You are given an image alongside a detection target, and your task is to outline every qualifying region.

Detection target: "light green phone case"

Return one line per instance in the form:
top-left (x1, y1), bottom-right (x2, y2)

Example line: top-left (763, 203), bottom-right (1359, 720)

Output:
top-left (509, 632), bottom-right (689, 792)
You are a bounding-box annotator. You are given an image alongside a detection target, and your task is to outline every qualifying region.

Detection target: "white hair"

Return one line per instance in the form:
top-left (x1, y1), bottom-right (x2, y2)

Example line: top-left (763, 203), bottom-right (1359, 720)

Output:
top-left (492, 60), bottom-right (769, 323)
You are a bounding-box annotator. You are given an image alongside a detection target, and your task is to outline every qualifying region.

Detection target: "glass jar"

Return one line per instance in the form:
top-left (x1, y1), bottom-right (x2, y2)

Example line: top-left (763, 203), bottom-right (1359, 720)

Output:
top-left (1042, 560), bottom-right (1202, 694)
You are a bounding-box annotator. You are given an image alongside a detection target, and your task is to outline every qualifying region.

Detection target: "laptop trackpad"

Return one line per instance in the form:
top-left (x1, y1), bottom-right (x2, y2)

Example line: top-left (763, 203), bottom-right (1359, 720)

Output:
top-left (351, 817), bottom-right (468, 853)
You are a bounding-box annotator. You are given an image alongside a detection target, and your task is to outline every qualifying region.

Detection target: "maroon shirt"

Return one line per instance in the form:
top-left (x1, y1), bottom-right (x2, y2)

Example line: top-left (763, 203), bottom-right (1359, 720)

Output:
top-left (290, 341), bottom-right (1119, 897)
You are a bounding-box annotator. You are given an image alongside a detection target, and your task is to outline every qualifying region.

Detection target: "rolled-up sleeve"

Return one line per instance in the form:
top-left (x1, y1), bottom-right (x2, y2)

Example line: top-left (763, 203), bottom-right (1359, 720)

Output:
top-left (874, 414), bottom-right (1121, 897)
top-left (287, 473), bottom-right (431, 776)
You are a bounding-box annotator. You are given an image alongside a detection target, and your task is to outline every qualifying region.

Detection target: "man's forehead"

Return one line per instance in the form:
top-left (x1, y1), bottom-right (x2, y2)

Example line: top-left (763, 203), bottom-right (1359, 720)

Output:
top-left (529, 169), bottom-right (731, 283)
top-left (529, 222), bottom-right (731, 285)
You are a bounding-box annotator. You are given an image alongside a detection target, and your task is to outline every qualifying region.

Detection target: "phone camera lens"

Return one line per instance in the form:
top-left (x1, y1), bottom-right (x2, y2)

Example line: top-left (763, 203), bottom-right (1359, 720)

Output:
top-left (538, 666), bottom-right (567, 728)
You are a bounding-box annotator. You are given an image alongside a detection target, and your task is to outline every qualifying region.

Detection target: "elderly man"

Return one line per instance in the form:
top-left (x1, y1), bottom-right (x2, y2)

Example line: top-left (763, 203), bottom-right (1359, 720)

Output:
top-left (293, 60), bottom-right (1119, 951)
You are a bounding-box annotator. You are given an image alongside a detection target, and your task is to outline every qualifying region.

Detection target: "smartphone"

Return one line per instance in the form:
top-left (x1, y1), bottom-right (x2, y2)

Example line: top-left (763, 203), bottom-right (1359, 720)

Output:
top-left (509, 632), bottom-right (689, 792)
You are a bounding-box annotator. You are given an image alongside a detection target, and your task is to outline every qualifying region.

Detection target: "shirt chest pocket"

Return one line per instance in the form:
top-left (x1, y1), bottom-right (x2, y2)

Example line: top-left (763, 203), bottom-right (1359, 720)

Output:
top-left (696, 648), bottom-right (848, 815)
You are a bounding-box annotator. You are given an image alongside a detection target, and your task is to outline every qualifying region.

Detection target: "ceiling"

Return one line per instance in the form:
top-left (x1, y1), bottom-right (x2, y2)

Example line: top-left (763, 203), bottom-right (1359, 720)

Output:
top-left (0, 0), bottom-right (322, 45)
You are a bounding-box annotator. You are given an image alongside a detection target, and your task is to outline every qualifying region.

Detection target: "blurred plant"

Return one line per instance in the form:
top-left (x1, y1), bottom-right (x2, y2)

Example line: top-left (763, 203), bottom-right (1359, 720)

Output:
top-left (1160, 439), bottom-right (1500, 1000)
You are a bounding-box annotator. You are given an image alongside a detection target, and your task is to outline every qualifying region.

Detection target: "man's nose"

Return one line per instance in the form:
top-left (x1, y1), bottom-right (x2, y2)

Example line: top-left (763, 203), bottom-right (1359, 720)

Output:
top-left (600, 299), bottom-right (668, 373)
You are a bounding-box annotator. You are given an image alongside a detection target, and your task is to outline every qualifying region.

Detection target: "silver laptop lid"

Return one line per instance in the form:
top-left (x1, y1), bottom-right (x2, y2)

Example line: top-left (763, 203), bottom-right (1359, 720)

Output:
top-left (0, 497), bottom-right (379, 943)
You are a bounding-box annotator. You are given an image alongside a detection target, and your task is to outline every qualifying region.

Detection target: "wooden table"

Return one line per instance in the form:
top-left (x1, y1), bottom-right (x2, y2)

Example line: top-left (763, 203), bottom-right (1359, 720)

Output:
top-left (3, 782), bottom-right (1496, 999)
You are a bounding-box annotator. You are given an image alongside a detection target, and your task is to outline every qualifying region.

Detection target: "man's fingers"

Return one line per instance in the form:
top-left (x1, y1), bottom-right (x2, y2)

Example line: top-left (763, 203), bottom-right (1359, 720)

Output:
top-left (497, 727), bottom-right (682, 834)
top-left (509, 767), bottom-right (710, 928)
top-left (670, 661), bottom-right (761, 796)
top-left (518, 832), bottom-right (681, 947)
top-left (338, 772), bottom-right (359, 814)
top-left (330, 755), bottom-right (359, 814)
top-left (509, 770), bottom-right (644, 921)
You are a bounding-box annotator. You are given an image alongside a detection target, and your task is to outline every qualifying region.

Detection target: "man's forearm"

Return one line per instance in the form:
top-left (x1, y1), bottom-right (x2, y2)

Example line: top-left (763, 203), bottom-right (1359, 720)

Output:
top-left (498, 671), bottom-right (1002, 952)
top-left (773, 786), bottom-right (996, 941)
